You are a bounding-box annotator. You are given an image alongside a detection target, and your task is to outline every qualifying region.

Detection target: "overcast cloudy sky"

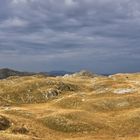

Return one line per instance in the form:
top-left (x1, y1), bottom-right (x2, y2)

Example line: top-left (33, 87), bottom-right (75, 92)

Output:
top-left (0, 0), bottom-right (140, 73)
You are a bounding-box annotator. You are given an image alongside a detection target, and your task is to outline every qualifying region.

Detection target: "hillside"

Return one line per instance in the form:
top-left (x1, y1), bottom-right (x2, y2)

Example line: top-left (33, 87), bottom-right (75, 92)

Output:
top-left (0, 71), bottom-right (139, 140)
top-left (0, 68), bottom-right (35, 79)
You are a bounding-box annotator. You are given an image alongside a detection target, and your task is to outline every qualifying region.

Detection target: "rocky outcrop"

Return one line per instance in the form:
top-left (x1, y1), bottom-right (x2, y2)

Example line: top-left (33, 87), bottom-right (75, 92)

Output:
top-left (0, 115), bottom-right (10, 130)
top-left (64, 70), bottom-right (99, 78)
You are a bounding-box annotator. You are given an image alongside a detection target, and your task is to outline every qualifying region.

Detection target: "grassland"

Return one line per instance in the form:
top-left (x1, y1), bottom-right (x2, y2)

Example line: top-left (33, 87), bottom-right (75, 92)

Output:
top-left (0, 72), bottom-right (140, 140)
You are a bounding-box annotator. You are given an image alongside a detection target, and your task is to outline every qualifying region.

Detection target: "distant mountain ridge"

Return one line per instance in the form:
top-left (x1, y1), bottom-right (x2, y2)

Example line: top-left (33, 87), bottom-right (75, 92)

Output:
top-left (48, 71), bottom-right (73, 76)
top-left (0, 68), bottom-right (72, 79)
top-left (0, 68), bottom-right (105, 79)
top-left (0, 68), bottom-right (35, 79)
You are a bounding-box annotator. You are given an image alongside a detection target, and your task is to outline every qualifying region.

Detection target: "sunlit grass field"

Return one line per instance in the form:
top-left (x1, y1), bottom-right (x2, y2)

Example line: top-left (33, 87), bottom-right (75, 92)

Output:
top-left (0, 72), bottom-right (140, 140)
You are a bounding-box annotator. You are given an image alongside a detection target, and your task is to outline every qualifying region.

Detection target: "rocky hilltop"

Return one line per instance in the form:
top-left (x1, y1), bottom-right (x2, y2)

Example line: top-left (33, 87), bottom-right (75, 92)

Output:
top-left (0, 71), bottom-right (139, 140)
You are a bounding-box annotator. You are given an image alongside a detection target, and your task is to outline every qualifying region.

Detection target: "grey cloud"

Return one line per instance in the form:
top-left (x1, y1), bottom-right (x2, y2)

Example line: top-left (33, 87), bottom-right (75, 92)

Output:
top-left (0, 0), bottom-right (140, 73)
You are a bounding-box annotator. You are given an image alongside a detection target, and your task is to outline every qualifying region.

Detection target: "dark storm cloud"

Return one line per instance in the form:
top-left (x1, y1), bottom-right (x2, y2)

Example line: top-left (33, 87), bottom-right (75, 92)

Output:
top-left (0, 0), bottom-right (140, 73)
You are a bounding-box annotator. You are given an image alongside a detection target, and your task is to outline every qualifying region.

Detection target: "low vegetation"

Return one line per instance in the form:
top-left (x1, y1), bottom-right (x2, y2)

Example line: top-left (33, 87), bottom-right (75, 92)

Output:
top-left (0, 71), bottom-right (139, 139)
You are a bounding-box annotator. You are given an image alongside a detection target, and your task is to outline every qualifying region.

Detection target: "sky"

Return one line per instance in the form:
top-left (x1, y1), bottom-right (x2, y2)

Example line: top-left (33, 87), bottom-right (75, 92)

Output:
top-left (0, 0), bottom-right (140, 74)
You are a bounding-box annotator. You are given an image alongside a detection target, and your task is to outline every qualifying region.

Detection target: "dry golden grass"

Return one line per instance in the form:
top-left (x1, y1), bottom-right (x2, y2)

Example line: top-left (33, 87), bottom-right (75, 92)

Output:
top-left (0, 73), bottom-right (139, 139)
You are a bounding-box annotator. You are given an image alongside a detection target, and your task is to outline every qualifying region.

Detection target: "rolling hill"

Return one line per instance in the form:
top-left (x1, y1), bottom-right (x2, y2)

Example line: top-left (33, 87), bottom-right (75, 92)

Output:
top-left (0, 71), bottom-right (139, 140)
top-left (0, 68), bottom-right (35, 79)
